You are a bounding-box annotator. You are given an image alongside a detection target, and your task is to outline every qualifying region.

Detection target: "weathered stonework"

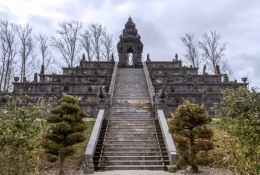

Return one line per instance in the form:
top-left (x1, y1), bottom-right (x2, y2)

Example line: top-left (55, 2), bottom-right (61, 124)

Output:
top-left (147, 60), bottom-right (247, 117)
top-left (6, 17), bottom-right (248, 118)
top-left (12, 58), bottom-right (115, 117)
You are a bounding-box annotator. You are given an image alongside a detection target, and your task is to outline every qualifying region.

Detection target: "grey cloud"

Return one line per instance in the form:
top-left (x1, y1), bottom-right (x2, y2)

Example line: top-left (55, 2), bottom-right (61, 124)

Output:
top-left (28, 15), bottom-right (56, 35)
top-left (1, 0), bottom-right (259, 87)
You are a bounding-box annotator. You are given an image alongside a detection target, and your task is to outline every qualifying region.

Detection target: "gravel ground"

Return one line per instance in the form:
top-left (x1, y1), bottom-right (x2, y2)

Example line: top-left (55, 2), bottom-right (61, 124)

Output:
top-left (94, 170), bottom-right (174, 175)
top-left (93, 167), bottom-right (232, 175)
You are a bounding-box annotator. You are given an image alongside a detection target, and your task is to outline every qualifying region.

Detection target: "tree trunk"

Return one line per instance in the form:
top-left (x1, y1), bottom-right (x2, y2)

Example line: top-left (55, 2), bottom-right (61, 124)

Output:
top-left (59, 158), bottom-right (65, 175)
top-left (190, 130), bottom-right (199, 173)
top-left (0, 56), bottom-right (6, 91)
top-left (3, 58), bottom-right (10, 92)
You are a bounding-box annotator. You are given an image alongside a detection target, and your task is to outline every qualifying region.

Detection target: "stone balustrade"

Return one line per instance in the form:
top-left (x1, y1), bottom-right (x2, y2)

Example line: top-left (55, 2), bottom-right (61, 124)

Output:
top-left (156, 110), bottom-right (177, 165)
top-left (84, 109), bottom-right (105, 174)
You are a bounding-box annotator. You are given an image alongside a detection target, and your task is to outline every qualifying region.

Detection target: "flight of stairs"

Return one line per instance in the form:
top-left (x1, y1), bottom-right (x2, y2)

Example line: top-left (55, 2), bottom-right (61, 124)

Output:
top-left (94, 68), bottom-right (169, 170)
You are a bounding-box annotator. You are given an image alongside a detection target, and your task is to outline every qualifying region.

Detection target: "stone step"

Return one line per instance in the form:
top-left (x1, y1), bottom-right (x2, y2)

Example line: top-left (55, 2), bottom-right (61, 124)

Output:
top-left (104, 131), bottom-right (159, 135)
top-left (112, 97), bottom-right (150, 100)
top-left (103, 136), bottom-right (158, 140)
top-left (101, 143), bottom-right (164, 148)
top-left (107, 127), bottom-right (155, 130)
top-left (103, 140), bottom-right (164, 145)
top-left (111, 106), bottom-right (151, 109)
top-left (107, 123), bottom-right (154, 126)
top-left (97, 156), bottom-right (167, 161)
top-left (112, 100), bottom-right (151, 105)
top-left (108, 117), bottom-right (154, 120)
top-left (104, 133), bottom-right (159, 137)
top-left (96, 145), bottom-right (164, 151)
top-left (109, 118), bottom-right (154, 121)
top-left (110, 109), bottom-right (151, 113)
top-left (109, 113), bottom-right (153, 116)
top-left (113, 95), bottom-right (149, 97)
top-left (97, 160), bottom-right (165, 166)
top-left (112, 99), bottom-right (151, 103)
top-left (105, 129), bottom-right (157, 133)
top-left (108, 117), bottom-right (153, 120)
top-left (95, 152), bottom-right (168, 157)
top-left (94, 165), bottom-right (166, 171)
top-left (109, 119), bottom-right (154, 125)
top-left (110, 111), bottom-right (152, 115)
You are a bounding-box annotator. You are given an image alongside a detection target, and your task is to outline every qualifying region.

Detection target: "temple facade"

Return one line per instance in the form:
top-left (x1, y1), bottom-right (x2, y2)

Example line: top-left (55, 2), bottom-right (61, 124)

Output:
top-left (9, 17), bottom-right (247, 117)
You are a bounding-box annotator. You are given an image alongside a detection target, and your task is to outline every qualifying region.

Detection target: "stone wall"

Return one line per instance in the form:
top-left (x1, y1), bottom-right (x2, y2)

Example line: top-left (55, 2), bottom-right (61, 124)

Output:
top-left (147, 61), bottom-right (247, 117)
top-left (12, 60), bottom-right (115, 117)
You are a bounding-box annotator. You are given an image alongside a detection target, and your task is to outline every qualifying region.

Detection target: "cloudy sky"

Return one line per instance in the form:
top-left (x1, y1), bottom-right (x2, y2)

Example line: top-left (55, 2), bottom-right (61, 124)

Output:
top-left (0, 0), bottom-right (259, 87)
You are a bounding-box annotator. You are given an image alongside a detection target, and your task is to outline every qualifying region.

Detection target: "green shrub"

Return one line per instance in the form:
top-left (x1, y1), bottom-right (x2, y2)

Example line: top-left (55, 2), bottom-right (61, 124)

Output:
top-left (42, 94), bottom-right (87, 175)
top-left (215, 87), bottom-right (260, 175)
top-left (169, 101), bottom-right (214, 173)
top-left (0, 96), bottom-right (45, 175)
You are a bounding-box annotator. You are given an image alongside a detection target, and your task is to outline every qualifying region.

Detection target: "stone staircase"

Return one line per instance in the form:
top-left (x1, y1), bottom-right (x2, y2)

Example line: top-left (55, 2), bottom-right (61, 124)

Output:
top-left (94, 68), bottom-right (169, 170)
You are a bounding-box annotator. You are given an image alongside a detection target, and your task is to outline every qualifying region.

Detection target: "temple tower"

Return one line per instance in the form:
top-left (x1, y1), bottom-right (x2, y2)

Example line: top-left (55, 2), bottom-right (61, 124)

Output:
top-left (117, 17), bottom-right (143, 68)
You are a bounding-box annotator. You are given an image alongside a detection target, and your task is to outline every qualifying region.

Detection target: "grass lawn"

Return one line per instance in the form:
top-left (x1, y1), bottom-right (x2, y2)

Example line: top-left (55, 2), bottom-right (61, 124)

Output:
top-left (75, 120), bottom-right (96, 155)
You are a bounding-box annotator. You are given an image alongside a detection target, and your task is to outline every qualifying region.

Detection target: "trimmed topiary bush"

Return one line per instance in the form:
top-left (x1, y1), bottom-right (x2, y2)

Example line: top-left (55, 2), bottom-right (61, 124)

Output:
top-left (42, 94), bottom-right (87, 175)
top-left (169, 101), bottom-right (214, 173)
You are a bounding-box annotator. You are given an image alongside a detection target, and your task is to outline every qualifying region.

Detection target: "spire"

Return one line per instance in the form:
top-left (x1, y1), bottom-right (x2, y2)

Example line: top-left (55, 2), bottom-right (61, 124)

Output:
top-left (117, 17), bottom-right (143, 68)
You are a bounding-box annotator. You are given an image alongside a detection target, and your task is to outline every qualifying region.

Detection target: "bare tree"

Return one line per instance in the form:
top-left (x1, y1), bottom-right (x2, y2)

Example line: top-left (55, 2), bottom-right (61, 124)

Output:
top-left (221, 59), bottom-right (234, 79)
top-left (52, 20), bottom-right (82, 67)
top-left (181, 33), bottom-right (200, 68)
top-left (0, 20), bottom-right (17, 92)
top-left (80, 28), bottom-right (93, 61)
top-left (16, 24), bottom-right (34, 83)
top-left (38, 34), bottom-right (53, 73)
top-left (198, 31), bottom-right (226, 75)
top-left (89, 24), bottom-right (104, 61)
top-left (102, 32), bottom-right (114, 61)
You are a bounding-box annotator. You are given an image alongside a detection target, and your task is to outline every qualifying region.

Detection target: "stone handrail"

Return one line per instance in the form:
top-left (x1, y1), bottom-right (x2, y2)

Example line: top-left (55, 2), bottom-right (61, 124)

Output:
top-left (143, 61), bottom-right (155, 106)
top-left (84, 109), bottom-right (105, 174)
top-left (108, 62), bottom-right (118, 105)
top-left (157, 110), bottom-right (177, 165)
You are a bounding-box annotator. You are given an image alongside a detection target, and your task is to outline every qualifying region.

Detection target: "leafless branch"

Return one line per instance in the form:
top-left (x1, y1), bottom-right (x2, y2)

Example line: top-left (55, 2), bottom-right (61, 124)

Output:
top-left (16, 23), bottom-right (34, 82)
top-left (102, 32), bottom-right (114, 61)
top-left (52, 20), bottom-right (82, 67)
top-left (89, 24), bottom-right (104, 61)
top-left (198, 31), bottom-right (227, 74)
top-left (80, 28), bottom-right (93, 61)
top-left (0, 20), bottom-right (17, 91)
top-left (37, 34), bottom-right (53, 73)
top-left (181, 33), bottom-right (200, 68)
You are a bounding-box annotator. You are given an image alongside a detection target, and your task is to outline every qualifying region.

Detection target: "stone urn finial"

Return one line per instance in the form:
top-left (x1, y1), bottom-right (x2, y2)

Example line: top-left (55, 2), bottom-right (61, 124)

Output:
top-left (242, 77), bottom-right (248, 83)
top-left (14, 76), bottom-right (19, 82)
top-left (98, 86), bottom-right (105, 98)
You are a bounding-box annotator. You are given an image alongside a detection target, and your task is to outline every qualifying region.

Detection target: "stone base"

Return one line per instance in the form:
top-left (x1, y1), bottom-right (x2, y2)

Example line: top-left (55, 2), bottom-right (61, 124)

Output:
top-left (167, 165), bottom-right (178, 173)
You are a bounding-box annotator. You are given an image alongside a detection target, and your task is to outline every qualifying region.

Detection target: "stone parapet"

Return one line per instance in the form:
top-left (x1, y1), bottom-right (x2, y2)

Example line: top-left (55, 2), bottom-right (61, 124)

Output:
top-left (84, 109), bottom-right (105, 174)
top-left (156, 110), bottom-right (177, 165)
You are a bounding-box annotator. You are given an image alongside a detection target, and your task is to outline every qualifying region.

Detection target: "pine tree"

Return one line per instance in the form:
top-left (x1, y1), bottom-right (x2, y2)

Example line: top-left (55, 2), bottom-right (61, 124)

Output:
top-left (169, 101), bottom-right (214, 173)
top-left (42, 94), bottom-right (87, 175)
